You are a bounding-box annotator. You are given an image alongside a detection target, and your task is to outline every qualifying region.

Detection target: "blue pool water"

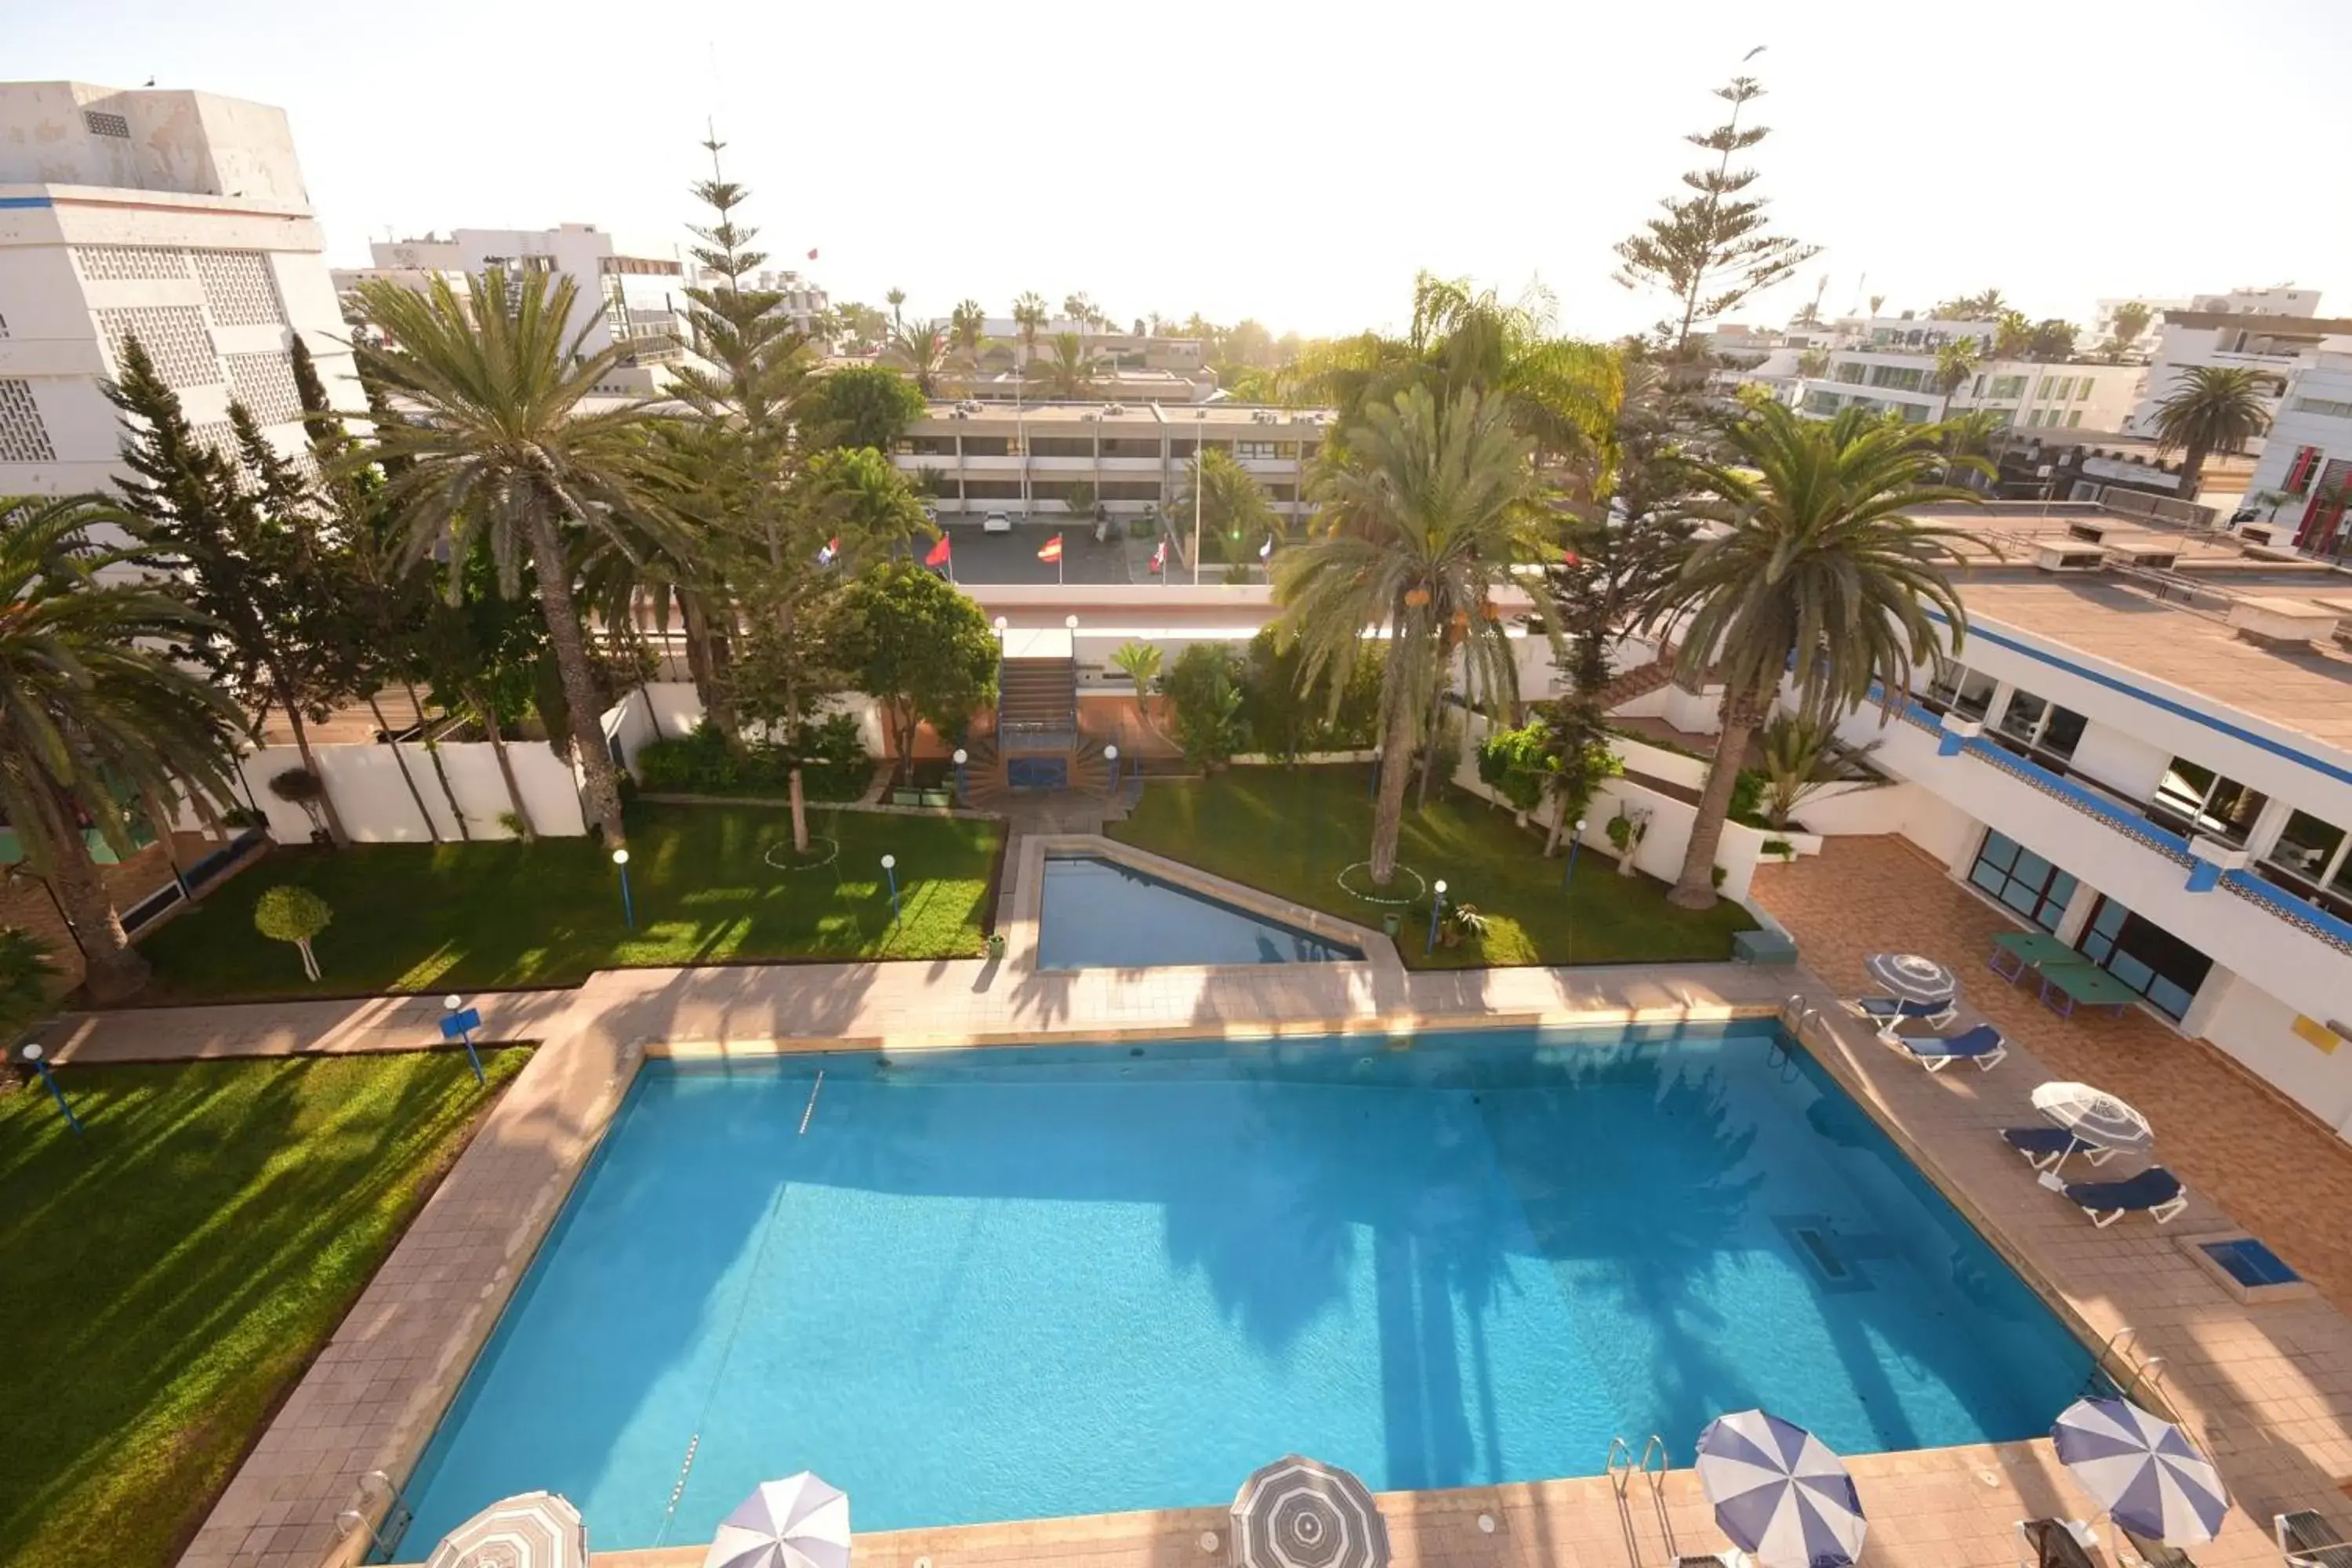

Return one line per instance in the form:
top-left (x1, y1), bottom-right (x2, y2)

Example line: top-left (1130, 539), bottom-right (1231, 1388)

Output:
top-left (397, 1024), bottom-right (2092, 1552)
top-left (1035, 855), bottom-right (1363, 967)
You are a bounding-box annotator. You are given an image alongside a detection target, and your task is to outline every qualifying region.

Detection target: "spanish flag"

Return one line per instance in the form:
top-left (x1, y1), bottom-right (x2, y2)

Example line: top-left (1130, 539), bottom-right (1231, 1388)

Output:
top-left (1036, 535), bottom-right (1063, 563)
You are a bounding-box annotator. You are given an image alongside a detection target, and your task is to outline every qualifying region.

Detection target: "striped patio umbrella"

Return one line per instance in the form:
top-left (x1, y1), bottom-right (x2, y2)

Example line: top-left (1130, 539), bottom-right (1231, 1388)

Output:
top-left (2051, 1397), bottom-right (2229, 1544)
top-left (424, 1491), bottom-right (587, 1568)
top-left (1231, 1455), bottom-right (1390, 1568)
top-left (1693, 1409), bottom-right (1867, 1568)
top-left (2031, 1081), bottom-right (2154, 1155)
top-left (706, 1473), bottom-right (851, 1568)
top-left (1863, 952), bottom-right (1958, 1004)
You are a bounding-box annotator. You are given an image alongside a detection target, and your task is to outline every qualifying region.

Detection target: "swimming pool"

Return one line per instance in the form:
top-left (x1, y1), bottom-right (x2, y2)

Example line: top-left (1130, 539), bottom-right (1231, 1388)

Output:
top-left (396, 1023), bottom-right (2092, 1552)
top-left (1035, 854), bottom-right (1364, 967)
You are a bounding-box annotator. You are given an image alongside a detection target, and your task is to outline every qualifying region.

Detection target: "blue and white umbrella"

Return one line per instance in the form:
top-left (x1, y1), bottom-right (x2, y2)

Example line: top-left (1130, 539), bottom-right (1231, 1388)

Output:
top-left (706, 1473), bottom-right (851, 1568)
top-left (2051, 1397), bottom-right (2229, 1544)
top-left (1864, 952), bottom-right (1957, 1005)
top-left (1693, 1409), bottom-right (1867, 1568)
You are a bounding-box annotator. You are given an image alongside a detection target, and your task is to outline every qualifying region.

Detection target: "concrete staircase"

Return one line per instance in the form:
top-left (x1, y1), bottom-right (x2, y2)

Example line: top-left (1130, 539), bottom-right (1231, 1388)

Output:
top-left (997, 656), bottom-right (1077, 739)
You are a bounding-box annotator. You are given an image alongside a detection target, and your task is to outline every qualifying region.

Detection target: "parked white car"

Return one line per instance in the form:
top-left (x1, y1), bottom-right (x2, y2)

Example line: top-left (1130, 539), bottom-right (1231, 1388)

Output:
top-left (982, 511), bottom-right (1014, 535)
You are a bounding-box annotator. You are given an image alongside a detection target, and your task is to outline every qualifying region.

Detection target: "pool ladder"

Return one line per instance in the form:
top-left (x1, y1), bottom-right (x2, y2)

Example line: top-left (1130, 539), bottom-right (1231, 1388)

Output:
top-left (1606, 1436), bottom-right (1679, 1566)
top-left (336, 1469), bottom-right (414, 1564)
top-left (2093, 1324), bottom-right (2172, 1407)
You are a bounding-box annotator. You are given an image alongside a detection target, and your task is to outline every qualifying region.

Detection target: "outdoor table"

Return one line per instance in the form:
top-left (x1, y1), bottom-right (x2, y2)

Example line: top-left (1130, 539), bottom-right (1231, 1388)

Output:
top-left (1990, 929), bottom-right (2079, 983)
top-left (2034, 958), bottom-right (2140, 1019)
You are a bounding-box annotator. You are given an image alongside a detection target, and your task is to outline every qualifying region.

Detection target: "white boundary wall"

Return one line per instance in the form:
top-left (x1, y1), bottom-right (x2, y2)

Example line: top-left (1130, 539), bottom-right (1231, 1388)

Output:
top-left (238, 742), bottom-right (586, 843)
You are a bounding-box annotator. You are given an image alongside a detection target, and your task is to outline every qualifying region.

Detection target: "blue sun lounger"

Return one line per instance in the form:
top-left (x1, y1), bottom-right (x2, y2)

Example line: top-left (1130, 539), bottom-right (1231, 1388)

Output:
top-left (1999, 1127), bottom-right (2117, 1169)
top-left (1882, 1022), bottom-right (2007, 1073)
top-left (2044, 1166), bottom-right (2188, 1228)
top-left (1853, 993), bottom-right (1959, 1027)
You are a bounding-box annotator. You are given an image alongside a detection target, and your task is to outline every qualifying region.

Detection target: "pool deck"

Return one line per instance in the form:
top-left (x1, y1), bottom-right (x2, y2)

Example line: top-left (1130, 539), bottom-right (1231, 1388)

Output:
top-left (59, 880), bottom-right (2347, 1568)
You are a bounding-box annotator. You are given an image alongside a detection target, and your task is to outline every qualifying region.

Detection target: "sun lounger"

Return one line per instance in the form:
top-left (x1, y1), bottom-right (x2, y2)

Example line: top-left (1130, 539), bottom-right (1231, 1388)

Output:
top-left (2017, 1519), bottom-right (2098, 1568)
top-left (1999, 1127), bottom-right (2115, 1169)
top-left (2044, 1166), bottom-right (2189, 1228)
top-left (2120, 1526), bottom-right (2195, 1568)
top-left (1853, 993), bottom-right (1959, 1027)
top-left (1882, 1022), bottom-right (2007, 1072)
top-left (2278, 1509), bottom-right (2352, 1568)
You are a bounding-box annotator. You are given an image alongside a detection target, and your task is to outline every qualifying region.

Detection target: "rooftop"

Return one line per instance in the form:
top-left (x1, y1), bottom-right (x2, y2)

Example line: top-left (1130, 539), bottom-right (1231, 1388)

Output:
top-left (916, 400), bottom-right (1333, 428)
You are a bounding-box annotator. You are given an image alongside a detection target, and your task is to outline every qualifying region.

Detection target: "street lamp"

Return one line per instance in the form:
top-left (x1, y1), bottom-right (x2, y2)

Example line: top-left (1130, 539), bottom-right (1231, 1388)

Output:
top-left (1562, 818), bottom-right (1589, 888)
top-left (18, 1042), bottom-right (81, 1134)
top-left (952, 747), bottom-right (970, 804)
top-left (1104, 743), bottom-right (1120, 794)
top-left (1064, 614), bottom-right (1079, 630)
top-left (439, 995), bottom-right (485, 1084)
top-left (1425, 878), bottom-right (1449, 956)
top-left (612, 847), bottom-right (634, 930)
top-left (880, 853), bottom-right (900, 920)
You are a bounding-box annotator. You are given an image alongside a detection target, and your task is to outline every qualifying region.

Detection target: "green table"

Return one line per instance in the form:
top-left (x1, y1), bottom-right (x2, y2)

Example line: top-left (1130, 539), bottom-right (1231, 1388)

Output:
top-left (1989, 929), bottom-right (2079, 983)
top-left (2034, 957), bottom-right (2140, 1019)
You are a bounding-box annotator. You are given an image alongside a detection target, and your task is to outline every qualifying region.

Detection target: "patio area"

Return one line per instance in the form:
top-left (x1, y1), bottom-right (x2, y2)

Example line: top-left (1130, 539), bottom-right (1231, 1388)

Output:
top-left (1751, 836), bottom-right (2352, 1316)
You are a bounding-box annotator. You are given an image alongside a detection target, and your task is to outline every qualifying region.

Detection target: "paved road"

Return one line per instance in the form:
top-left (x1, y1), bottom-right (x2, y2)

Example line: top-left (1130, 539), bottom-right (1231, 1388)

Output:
top-left (936, 520), bottom-right (1135, 585)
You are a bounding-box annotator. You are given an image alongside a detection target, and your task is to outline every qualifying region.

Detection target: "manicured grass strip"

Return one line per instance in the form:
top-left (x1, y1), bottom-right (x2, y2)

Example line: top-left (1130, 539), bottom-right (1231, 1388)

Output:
top-left (0, 1048), bottom-right (528, 1568)
top-left (138, 803), bottom-right (1000, 1002)
top-left (1109, 765), bottom-right (1755, 967)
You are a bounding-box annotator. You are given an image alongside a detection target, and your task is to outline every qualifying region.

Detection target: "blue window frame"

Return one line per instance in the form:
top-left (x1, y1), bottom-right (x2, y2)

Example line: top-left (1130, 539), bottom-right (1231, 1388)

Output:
top-left (1967, 831), bottom-right (2078, 932)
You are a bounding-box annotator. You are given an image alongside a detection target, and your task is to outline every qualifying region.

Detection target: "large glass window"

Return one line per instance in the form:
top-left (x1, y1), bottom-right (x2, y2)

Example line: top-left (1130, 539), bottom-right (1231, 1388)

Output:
top-left (2078, 898), bottom-right (2213, 1021)
top-left (1968, 832), bottom-right (2079, 931)
top-left (1993, 689), bottom-right (2088, 765)
top-left (1923, 662), bottom-right (1995, 720)
top-left (2147, 758), bottom-right (2269, 844)
top-left (2257, 809), bottom-right (2352, 921)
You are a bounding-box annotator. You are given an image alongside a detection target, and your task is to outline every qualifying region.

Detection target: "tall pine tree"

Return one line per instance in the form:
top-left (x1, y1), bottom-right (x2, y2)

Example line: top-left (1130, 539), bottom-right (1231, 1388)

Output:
top-left (108, 336), bottom-right (368, 844)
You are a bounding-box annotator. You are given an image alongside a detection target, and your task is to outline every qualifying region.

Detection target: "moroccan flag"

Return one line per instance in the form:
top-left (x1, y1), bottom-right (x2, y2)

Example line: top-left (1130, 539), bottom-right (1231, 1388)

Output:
top-left (924, 534), bottom-right (951, 568)
top-left (1037, 535), bottom-right (1063, 564)
top-left (807, 247), bottom-right (819, 260)
top-left (1149, 539), bottom-right (1168, 574)
top-left (816, 535), bottom-right (840, 566)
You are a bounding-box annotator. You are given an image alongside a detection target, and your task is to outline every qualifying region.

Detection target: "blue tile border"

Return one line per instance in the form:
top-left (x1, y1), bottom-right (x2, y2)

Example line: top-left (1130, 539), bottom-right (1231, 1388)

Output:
top-left (0, 196), bottom-right (57, 209)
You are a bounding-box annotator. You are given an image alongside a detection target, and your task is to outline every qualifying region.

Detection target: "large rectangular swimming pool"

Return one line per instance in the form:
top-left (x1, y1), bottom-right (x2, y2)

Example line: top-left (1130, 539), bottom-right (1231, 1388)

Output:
top-left (397, 1023), bottom-right (2092, 1552)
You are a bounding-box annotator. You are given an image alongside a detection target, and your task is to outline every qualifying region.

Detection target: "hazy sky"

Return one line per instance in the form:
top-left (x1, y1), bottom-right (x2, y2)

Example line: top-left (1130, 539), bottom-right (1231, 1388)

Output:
top-left (20, 0), bottom-right (2352, 343)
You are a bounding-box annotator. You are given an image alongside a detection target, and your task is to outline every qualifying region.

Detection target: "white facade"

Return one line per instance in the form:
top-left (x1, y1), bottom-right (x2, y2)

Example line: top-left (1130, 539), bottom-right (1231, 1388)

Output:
top-left (680, 263), bottom-right (829, 339)
top-left (1797, 351), bottom-right (2142, 432)
top-left (2236, 352), bottom-right (2352, 557)
top-left (2122, 290), bottom-right (2352, 448)
top-left (0, 81), bottom-right (364, 495)
top-left (372, 223), bottom-right (690, 392)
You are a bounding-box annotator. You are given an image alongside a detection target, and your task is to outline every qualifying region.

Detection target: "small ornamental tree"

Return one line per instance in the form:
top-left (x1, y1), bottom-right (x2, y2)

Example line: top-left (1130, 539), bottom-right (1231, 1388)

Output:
top-left (834, 562), bottom-right (998, 783)
top-left (253, 884), bottom-right (332, 981)
top-left (269, 766), bottom-right (330, 840)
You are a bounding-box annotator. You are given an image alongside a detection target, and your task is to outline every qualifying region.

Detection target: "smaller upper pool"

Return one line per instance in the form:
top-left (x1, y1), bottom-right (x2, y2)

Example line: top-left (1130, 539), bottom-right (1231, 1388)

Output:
top-left (1036, 855), bottom-right (1363, 969)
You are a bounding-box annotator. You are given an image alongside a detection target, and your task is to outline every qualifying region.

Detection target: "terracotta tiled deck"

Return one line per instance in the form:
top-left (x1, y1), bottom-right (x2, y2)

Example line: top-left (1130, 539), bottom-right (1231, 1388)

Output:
top-left (93, 834), bottom-right (2352, 1568)
top-left (1752, 836), bottom-right (2352, 1315)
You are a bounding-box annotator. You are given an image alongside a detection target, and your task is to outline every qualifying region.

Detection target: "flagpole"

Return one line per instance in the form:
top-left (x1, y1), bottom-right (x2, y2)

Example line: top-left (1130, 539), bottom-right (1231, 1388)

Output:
top-left (1191, 430), bottom-right (1203, 587)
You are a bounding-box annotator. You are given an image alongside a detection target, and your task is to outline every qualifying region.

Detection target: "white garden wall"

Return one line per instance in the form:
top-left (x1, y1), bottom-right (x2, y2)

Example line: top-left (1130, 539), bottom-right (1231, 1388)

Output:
top-left (2190, 969), bottom-right (2352, 1140)
top-left (238, 740), bottom-right (586, 844)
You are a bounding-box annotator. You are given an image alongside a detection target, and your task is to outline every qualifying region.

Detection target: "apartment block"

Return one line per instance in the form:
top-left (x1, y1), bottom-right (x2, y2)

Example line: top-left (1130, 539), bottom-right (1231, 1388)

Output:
top-left (2122, 289), bottom-right (2352, 449)
top-left (0, 80), bottom-right (364, 494)
top-left (2237, 352), bottom-right (2352, 558)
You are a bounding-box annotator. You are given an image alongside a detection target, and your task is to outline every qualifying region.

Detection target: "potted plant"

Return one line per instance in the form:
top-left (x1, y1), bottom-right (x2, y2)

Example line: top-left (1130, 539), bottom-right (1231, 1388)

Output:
top-left (1381, 911), bottom-right (1403, 939)
top-left (985, 931), bottom-right (1007, 959)
top-left (1439, 902), bottom-right (1488, 949)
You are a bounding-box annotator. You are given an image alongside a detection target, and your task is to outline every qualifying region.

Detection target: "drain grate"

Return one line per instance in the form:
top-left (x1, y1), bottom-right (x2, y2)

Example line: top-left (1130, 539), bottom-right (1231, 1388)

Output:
top-left (1773, 1214), bottom-right (1874, 1294)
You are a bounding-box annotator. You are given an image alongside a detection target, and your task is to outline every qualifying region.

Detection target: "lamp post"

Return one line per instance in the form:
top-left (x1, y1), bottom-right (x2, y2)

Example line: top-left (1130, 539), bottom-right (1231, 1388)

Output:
top-left (18, 1043), bottom-right (81, 1135)
top-left (441, 994), bottom-right (485, 1085)
top-left (612, 848), bottom-right (634, 930)
top-left (880, 853), bottom-right (900, 920)
top-left (1562, 818), bottom-right (1589, 888)
top-left (953, 747), bottom-right (969, 805)
top-left (1425, 878), bottom-right (1448, 956)
top-left (1104, 743), bottom-right (1120, 795)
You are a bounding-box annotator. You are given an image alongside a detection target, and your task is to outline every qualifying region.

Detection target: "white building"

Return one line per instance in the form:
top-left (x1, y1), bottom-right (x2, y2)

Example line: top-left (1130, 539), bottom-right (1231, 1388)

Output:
top-left (0, 81), bottom-right (363, 495)
top-left (2122, 289), bottom-right (2352, 449)
top-left (1798, 348), bottom-right (2143, 433)
top-left (364, 224), bottom-right (691, 393)
top-left (2235, 351), bottom-right (2352, 558)
top-left (895, 400), bottom-right (1329, 521)
top-left (679, 263), bottom-right (829, 339)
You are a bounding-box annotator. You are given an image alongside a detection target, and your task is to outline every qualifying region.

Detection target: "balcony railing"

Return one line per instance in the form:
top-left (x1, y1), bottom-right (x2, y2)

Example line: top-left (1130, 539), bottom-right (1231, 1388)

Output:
top-left (1874, 688), bottom-right (2352, 957)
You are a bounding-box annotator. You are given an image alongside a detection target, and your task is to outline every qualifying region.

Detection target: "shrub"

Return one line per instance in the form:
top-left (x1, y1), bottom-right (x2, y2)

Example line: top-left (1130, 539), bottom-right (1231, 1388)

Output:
top-left (1476, 720), bottom-right (1552, 812)
top-left (0, 927), bottom-right (59, 1049)
top-left (634, 715), bottom-right (872, 796)
top-left (1728, 767), bottom-right (1768, 828)
top-left (1163, 643), bottom-right (1247, 764)
top-left (1762, 837), bottom-right (1795, 862)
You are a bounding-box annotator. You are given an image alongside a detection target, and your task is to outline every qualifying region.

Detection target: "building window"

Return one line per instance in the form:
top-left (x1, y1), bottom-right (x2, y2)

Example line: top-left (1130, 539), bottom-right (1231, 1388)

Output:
top-left (1833, 363), bottom-right (1865, 385)
top-left (0, 379), bottom-right (58, 463)
top-left (1987, 375), bottom-right (2026, 400)
top-left (2291, 397), bottom-right (2352, 419)
top-left (2256, 809), bottom-right (2352, 921)
top-left (192, 250), bottom-right (285, 326)
top-left (2285, 445), bottom-right (2324, 494)
top-left (1802, 390), bottom-right (1843, 416)
top-left (2078, 379), bottom-right (2094, 401)
top-left (960, 436), bottom-right (1011, 457)
top-left (1993, 690), bottom-right (2087, 764)
top-left (2147, 757), bottom-right (2267, 844)
top-left (82, 109), bottom-right (131, 138)
top-left (1235, 441), bottom-right (1279, 460)
top-left (1922, 662), bottom-right (1996, 720)
top-left (1967, 831), bottom-right (2079, 932)
top-left (2077, 897), bottom-right (2212, 1021)
top-left (2066, 410), bottom-right (2083, 427)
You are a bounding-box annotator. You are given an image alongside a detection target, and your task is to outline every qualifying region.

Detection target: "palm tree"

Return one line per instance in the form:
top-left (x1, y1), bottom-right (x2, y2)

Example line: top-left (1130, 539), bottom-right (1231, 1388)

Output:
top-left (1932, 338), bottom-right (1981, 419)
top-left (887, 318), bottom-right (951, 397)
top-left (1938, 289), bottom-right (2010, 320)
top-left (1639, 403), bottom-right (1978, 908)
top-left (0, 495), bottom-right (243, 1000)
top-left (949, 299), bottom-right (989, 385)
top-left (2151, 365), bottom-right (2273, 499)
top-left (1992, 310), bottom-right (2034, 360)
top-left (1031, 332), bottom-right (1102, 400)
top-left (1012, 292), bottom-right (1049, 375)
top-left (348, 269), bottom-right (688, 848)
top-left (885, 287), bottom-right (906, 329)
top-left (1273, 386), bottom-right (1559, 884)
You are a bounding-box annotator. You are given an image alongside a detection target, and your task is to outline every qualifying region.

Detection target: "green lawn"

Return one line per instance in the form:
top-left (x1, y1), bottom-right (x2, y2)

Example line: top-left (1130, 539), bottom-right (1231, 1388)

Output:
top-left (0, 1049), bottom-right (528, 1568)
top-left (138, 802), bottom-right (1000, 1003)
top-left (1109, 766), bottom-right (1755, 967)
